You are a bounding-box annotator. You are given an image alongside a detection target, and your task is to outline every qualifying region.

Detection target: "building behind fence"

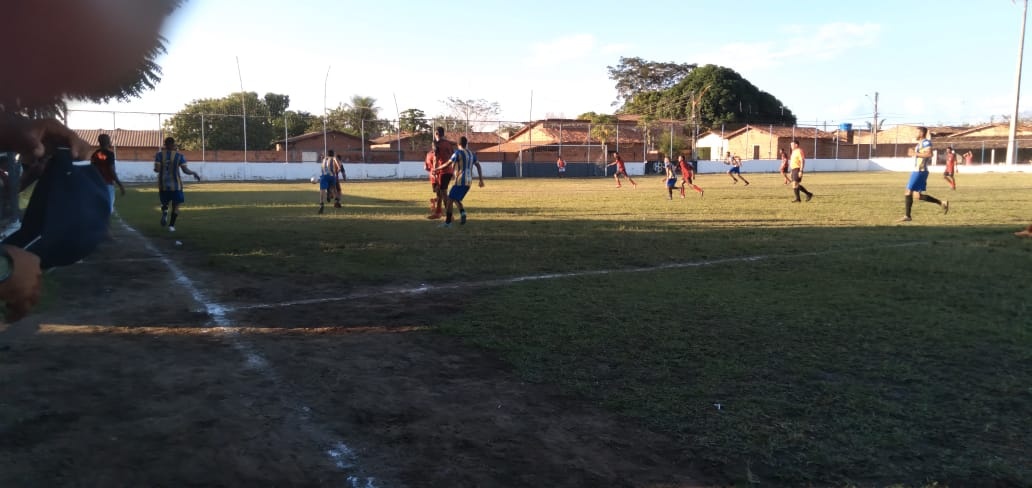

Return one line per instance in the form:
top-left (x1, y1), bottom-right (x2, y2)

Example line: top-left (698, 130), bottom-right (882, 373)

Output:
top-left (66, 109), bottom-right (1032, 165)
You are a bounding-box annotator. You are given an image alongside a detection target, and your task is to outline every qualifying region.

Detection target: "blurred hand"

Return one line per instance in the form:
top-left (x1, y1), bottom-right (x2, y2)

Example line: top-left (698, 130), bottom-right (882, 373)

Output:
top-left (0, 245), bottom-right (42, 323)
top-left (0, 114), bottom-right (91, 161)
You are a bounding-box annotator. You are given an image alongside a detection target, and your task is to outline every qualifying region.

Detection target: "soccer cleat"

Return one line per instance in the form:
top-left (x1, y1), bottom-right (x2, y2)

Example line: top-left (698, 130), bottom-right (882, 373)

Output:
top-left (160, 213), bottom-right (167, 226)
top-left (168, 226), bottom-right (176, 232)
top-left (791, 199), bottom-right (801, 203)
top-left (334, 201), bottom-right (342, 208)
top-left (805, 193), bottom-right (813, 202)
top-left (942, 200), bottom-right (949, 214)
top-left (460, 212), bottom-right (467, 225)
top-left (318, 205), bottom-right (324, 214)
top-left (438, 222), bottom-right (451, 228)
top-left (699, 189), bottom-right (704, 198)
top-left (897, 216), bottom-right (912, 222)
top-left (426, 213), bottom-right (443, 220)
top-left (743, 181), bottom-right (750, 186)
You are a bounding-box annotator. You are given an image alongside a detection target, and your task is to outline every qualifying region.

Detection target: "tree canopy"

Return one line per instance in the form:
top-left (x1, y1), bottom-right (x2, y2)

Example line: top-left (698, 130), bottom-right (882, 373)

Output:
top-left (607, 57), bottom-right (697, 108)
top-left (164, 92), bottom-right (311, 150)
top-left (612, 61), bottom-right (796, 128)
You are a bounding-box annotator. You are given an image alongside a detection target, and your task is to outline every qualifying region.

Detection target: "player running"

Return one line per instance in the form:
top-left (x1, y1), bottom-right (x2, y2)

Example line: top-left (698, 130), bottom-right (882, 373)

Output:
top-left (317, 149), bottom-right (341, 214)
top-left (778, 147), bottom-right (791, 184)
top-left (725, 152), bottom-right (749, 186)
top-left (899, 126), bottom-right (949, 222)
top-left (678, 154), bottom-right (703, 198)
top-left (660, 157), bottom-right (677, 200)
top-left (606, 152), bottom-right (637, 189)
top-left (429, 127), bottom-right (455, 219)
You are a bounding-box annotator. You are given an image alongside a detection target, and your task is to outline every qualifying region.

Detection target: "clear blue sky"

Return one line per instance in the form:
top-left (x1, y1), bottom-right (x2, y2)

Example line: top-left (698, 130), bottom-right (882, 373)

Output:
top-left (68, 0), bottom-right (1032, 130)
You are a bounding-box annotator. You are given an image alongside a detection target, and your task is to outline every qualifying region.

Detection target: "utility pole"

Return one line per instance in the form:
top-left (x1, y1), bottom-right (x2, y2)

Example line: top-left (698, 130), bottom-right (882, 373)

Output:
top-left (872, 91), bottom-right (879, 153)
top-left (1007, 0), bottom-right (1028, 166)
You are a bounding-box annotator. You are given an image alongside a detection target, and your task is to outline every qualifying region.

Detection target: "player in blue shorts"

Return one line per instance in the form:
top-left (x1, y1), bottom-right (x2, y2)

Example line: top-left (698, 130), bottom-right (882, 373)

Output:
top-left (153, 137), bottom-right (201, 232)
top-left (318, 150), bottom-right (342, 214)
top-left (899, 127), bottom-right (949, 222)
top-left (660, 156), bottom-right (677, 200)
top-left (433, 136), bottom-right (484, 227)
top-left (724, 152), bottom-right (749, 185)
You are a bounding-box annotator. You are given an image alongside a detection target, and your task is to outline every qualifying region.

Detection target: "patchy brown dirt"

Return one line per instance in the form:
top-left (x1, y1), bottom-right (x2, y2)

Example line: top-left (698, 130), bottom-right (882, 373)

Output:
top-left (0, 222), bottom-right (710, 487)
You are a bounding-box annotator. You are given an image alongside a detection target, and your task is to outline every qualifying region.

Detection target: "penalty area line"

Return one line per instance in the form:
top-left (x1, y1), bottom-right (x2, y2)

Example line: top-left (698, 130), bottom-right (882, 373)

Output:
top-left (227, 240), bottom-right (927, 313)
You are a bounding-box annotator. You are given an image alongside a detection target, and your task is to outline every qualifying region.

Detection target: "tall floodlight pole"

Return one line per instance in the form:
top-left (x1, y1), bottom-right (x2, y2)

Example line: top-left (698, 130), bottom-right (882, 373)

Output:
top-left (1007, 0), bottom-right (1028, 165)
top-left (323, 66), bottom-right (331, 156)
top-left (236, 56), bottom-right (247, 163)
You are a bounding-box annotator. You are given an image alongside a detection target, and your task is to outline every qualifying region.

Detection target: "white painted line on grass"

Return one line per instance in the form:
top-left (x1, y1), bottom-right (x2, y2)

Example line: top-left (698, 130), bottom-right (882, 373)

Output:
top-left (228, 241), bottom-right (925, 313)
top-left (118, 220), bottom-right (378, 487)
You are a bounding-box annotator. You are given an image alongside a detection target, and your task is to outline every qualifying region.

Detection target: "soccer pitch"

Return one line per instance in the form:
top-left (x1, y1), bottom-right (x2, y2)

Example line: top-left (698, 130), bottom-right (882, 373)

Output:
top-left (5, 171), bottom-right (1031, 486)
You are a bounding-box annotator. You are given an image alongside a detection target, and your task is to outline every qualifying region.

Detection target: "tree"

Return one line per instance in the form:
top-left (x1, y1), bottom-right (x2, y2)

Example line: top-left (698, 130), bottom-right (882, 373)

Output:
top-left (442, 97), bottom-right (501, 132)
top-left (164, 92), bottom-right (309, 150)
top-left (399, 108), bottom-right (432, 150)
top-left (326, 95), bottom-right (387, 140)
top-left (621, 64), bottom-right (796, 128)
top-left (578, 112), bottom-right (618, 155)
top-left (430, 115), bottom-right (468, 134)
top-left (607, 56), bottom-right (697, 109)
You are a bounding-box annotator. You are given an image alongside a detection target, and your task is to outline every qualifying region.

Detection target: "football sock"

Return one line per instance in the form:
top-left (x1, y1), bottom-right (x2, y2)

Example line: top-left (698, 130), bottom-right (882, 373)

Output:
top-left (919, 194), bottom-right (941, 205)
top-left (169, 213), bottom-right (178, 226)
top-left (445, 211), bottom-right (453, 224)
top-left (793, 188), bottom-right (801, 200)
top-left (905, 194), bottom-right (914, 217)
top-left (799, 185), bottom-right (811, 196)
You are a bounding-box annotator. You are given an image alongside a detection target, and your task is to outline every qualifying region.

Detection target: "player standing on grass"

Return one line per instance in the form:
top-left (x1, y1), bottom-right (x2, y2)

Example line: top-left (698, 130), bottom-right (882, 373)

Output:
top-left (660, 156), bottom-right (677, 200)
top-left (317, 150), bottom-right (341, 214)
top-left (154, 137), bottom-right (201, 232)
top-left (789, 139), bottom-right (814, 203)
top-left (778, 147), bottom-right (791, 185)
top-left (434, 136), bottom-right (484, 228)
top-left (333, 152), bottom-right (346, 207)
top-left (677, 154), bottom-right (703, 198)
top-left (557, 156), bottom-right (566, 178)
top-left (725, 152), bottom-right (749, 186)
top-left (90, 133), bottom-right (126, 214)
top-left (606, 152), bottom-right (637, 188)
top-left (899, 126), bottom-right (949, 222)
top-left (429, 127), bottom-right (455, 219)
top-left (424, 148), bottom-right (442, 218)
top-left (943, 146), bottom-right (957, 190)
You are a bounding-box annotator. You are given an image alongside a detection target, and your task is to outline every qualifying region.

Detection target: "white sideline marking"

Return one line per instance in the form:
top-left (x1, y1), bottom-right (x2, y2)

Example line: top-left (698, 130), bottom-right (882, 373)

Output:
top-left (227, 241), bottom-right (925, 313)
top-left (118, 220), bottom-right (377, 487)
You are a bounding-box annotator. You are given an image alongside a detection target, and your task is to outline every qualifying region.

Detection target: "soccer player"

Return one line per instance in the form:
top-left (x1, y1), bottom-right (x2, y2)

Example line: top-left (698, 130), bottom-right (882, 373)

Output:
top-left (788, 140), bottom-right (814, 203)
top-left (678, 154), bottom-right (703, 198)
top-left (725, 152), bottom-right (749, 185)
top-left (1015, 224), bottom-right (1032, 238)
top-left (606, 152), bottom-right (637, 188)
top-left (556, 156), bottom-right (566, 178)
top-left (333, 152), bottom-right (346, 207)
top-left (777, 147), bottom-right (791, 184)
top-left (660, 156), bottom-right (677, 200)
top-left (962, 150), bottom-right (974, 166)
top-left (430, 127), bottom-right (455, 219)
top-left (899, 126), bottom-right (949, 222)
top-left (317, 149), bottom-right (341, 214)
top-left (424, 149), bottom-right (442, 218)
top-left (943, 146), bottom-right (957, 190)
top-left (154, 137), bottom-right (201, 232)
top-left (433, 136), bottom-right (484, 227)
top-left (89, 133), bottom-right (126, 213)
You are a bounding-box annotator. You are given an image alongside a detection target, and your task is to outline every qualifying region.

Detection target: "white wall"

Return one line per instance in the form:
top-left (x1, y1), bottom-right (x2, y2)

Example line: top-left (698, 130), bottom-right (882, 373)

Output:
top-left (114, 159), bottom-right (1030, 182)
top-left (116, 161), bottom-right (503, 182)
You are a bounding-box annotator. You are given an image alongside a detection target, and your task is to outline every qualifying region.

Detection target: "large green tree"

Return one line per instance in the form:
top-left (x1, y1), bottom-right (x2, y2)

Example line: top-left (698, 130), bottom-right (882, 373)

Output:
top-left (614, 62), bottom-right (796, 129)
top-left (164, 92), bottom-right (310, 150)
top-left (607, 56), bottom-right (697, 109)
top-left (399, 108), bottom-right (432, 150)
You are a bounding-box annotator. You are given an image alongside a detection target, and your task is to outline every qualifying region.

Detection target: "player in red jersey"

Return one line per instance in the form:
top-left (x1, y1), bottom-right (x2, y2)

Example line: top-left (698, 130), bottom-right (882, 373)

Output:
top-left (678, 155), bottom-right (703, 198)
top-left (605, 152), bottom-right (637, 188)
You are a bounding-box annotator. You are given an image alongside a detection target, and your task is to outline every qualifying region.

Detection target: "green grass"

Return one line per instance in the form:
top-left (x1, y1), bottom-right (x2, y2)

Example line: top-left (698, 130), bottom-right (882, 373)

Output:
top-left (116, 172), bottom-right (1032, 485)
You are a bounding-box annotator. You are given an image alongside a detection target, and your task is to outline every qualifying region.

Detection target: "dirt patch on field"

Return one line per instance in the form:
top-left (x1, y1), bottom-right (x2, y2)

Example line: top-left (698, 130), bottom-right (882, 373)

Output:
top-left (0, 223), bottom-right (709, 487)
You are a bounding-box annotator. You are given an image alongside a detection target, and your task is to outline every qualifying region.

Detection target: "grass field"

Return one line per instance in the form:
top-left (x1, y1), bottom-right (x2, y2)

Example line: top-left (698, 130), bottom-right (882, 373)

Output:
top-left (104, 171), bottom-right (1032, 485)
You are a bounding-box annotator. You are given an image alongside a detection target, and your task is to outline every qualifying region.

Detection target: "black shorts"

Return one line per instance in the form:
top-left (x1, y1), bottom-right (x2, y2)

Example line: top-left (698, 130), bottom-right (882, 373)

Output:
top-left (439, 173), bottom-right (453, 190)
top-left (791, 168), bottom-right (803, 182)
